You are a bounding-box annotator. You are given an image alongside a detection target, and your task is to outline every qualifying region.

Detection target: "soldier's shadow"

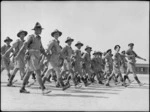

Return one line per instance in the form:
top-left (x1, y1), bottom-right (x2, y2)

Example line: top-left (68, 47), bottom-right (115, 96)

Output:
top-left (44, 93), bottom-right (109, 99)
top-left (126, 85), bottom-right (149, 89)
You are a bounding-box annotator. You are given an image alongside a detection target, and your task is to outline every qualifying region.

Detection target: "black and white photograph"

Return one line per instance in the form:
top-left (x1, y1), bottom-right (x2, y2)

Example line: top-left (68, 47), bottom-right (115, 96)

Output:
top-left (1, 1), bottom-right (149, 111)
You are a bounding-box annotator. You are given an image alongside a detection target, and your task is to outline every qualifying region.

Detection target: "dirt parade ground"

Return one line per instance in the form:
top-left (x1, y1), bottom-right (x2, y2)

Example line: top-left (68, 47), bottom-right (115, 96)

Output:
top-left (1, 71), bottom-right (149, 111)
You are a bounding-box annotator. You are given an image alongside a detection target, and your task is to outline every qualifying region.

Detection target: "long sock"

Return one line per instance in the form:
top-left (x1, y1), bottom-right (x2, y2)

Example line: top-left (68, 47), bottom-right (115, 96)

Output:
top-left (47, 74), bottom-right (51, 81)
top-left (134, 76), bottom-right (140, 84)
top-left (124, 75), bottom-right (128, 82)
top-left (42, 77), bottom-right (47, 85)
top-left (8, 75), bottom-right (15, 84)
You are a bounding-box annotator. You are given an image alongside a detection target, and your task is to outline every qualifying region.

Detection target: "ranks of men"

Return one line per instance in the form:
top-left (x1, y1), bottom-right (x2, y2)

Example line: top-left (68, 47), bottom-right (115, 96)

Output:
top-left (1, 22), bottom-right (147, 95)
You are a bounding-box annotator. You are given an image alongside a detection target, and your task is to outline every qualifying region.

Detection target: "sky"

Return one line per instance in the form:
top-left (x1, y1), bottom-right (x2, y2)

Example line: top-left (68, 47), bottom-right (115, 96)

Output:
top-left (1, 1), bottom-right (149, 64)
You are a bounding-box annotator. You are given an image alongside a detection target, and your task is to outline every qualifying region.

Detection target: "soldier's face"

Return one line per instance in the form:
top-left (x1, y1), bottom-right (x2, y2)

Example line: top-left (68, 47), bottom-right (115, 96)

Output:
top-left (53, 33), bottom-right (60, 39)
top-left (129, 46), bottom-right (133, 50)
top-left (116, 47), bottom-right (120, 52)
top-left (19, 33), bottom-right (26, 39)
top-left (77, 45), bottom-right (82, 49)
top-left (6, 41), bottom-right (11, 45)
top-left (87, 49), bottom-right (91, 53)
top-left (35, 28), bottom-right (42, 35)
top-left (67, 41), bottom-right (72, 46)
top-left (108, 51), bottom-right (111, 55)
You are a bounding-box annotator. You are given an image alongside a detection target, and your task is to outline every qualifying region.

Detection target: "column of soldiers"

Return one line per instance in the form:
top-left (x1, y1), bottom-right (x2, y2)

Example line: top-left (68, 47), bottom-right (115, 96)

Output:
top-left (1, 22), bottom-right (147, 95)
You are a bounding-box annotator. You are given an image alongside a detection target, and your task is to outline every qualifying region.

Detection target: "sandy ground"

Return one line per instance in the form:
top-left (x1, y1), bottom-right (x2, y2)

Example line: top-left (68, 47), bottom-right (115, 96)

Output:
top-left (1, 70), bottom-right (149, 111)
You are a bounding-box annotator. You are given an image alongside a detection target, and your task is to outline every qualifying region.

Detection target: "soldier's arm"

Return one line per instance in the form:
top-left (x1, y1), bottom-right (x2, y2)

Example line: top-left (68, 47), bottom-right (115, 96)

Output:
top-left (15, 36), bottom-right (32, 58)
top-left (133, 51), bottom-right (146, 61)
top-left (1, 45), bottom-right (5, 55)
top-left (102, 52), bottom-right (109, 59)
top-left (61, 46), bottom-right (67, 59)
top-left (82, 53), bottom-right (87, 62)
top-left (40, 45), bottom-right (47, 57)
top-left (3, 39), bottom-right (19, 57)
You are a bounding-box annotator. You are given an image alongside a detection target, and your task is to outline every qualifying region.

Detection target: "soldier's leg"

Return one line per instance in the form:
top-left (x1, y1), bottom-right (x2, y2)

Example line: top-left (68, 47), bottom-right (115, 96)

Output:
top-left (69, 69), bottom-right (78, 86)
top-left (20, 70), bottom-right (32, 92)
top-left (7, 67), bottom-right (19, 86)
top-left (31, 72), bottom-right (36, 80)
top-left (20, 68), bottom-right (25, 80)
top-left (42, 69), bottom-right (51, 85)
top-left (117, 73), bottom-right (127, 86)
top-left (124, 67), bottom-right (131, 83)
top-left (5, 67), bottom-right (11, 80)
top-left (52, 70), bottom-right (57, 82)
top-left (77, 69), bottom-right (83, 83)
top-left (56, 67), bottom-right (65, 87)
top-left (96, 72), bottom-right (103, 84)
top-left (105, 72), bottom-right (115, 86)
top-left (41, 67), bottom-right (48, 78)
top-left (35, 69), bottom-right (45, 90)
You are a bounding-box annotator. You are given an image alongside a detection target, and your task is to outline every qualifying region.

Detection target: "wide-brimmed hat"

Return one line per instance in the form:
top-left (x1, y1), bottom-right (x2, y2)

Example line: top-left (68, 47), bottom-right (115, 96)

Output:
top-left (93, 51), bottom-right (98, 55)
top-left (85, 45), bottom-right (92, 51)
top-left (128, 43), bottom-right (134, 47)
top-left (17, 30), bottom-right (28, 37)
top-left (32, 22), bottom-right (44, 30)
top-left (65, 37), bottom-right (74, 43)
top-left (4, 37), bottom-right (13, 43)
top-left (75, 41), bottom-right (83, 46)
top-left (51, 29), bottom-right (62, 37)
top-left (121, 50), bottom-right (125, 54)
top-left (97, 51), bottom-right (103, 55)
top-left (114, 45), bottom-right (121, 50)
top-left (106, 49), bottom-right (112, 53)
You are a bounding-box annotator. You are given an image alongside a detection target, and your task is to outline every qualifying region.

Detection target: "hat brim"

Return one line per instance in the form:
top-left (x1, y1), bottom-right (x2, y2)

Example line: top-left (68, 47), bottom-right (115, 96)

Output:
top-left (4, 39), bottom-right (13, 42)
top-left (106, 49), bottom-right (111, 53)
top-left (32, 27), bottom-right (44, 30)
top-left (93, 53), bottom-right (97, 55)
top-left (128, 44), bottom-right (134, 46)
top-left (65, 39), bottom-right (74, 43)
top-left (97, 52), bottom-right (103, 55)
top-left (85, 47), bottom-right (92, 51)
top-left (51, 31), bottom-right (62, 37)
top-left (75, 43), bottom-right (83, 46)
top-left (17, 31), bottom-right (28, 37)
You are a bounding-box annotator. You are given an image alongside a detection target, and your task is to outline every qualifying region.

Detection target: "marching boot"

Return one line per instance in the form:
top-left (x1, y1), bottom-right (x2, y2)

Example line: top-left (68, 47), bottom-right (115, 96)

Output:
top-left (7, 75), bottom-right (15, 86)
top-left (7, 73), bottom-right (11, 81)
top-left (134, 76), bottom-right (143, 86)
top-left (105, 76), bottom-right (111, 86)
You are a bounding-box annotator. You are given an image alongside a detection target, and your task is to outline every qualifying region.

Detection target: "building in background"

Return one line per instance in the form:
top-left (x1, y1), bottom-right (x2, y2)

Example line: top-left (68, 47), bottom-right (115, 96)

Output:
top-left (135, 63), bottom-right (149, 74)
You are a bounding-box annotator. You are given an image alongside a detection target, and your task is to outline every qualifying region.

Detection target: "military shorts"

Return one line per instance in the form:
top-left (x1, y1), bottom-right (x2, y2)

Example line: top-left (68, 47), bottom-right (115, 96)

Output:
top-left (127, 62), bottom-right (136, 73)
top-left (120, 65), bottom-right (127, 74)
top-left (15, 55), bottom-right (25, 69)
top-left (104, 65), bottom-right (112, 74)
top-left (62, 59), bottom-right (72, 71)
top-left (1, 57), bottom-right (10, 69)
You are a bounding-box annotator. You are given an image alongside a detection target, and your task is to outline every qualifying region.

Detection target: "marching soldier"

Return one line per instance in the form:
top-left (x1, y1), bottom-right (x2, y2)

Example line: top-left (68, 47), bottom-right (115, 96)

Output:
top-left (120, 51), bottom-right (127, 74)
top-left (124, 43), bottom-right (146, 86)
top-left (82, 45), bottom-right (94, 85)
top-left (73, 41), bottom-right (84, 84)
top-left (42, 29), bottom-right (70, 90)
top-left (5, 30), bottom-right (28, 86)
top-left (91, 51), bottom-right (104, 84)
top-left (1, 37), bottom-right (13, 80)
top-left (61, 37), bottom-right (81, 88)
top-left (15, 22), bottom-right (51, 94)
top-left (103, 49), bottom-right (113, 80)
top-left (105, 45), bottom-right (126, 86)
